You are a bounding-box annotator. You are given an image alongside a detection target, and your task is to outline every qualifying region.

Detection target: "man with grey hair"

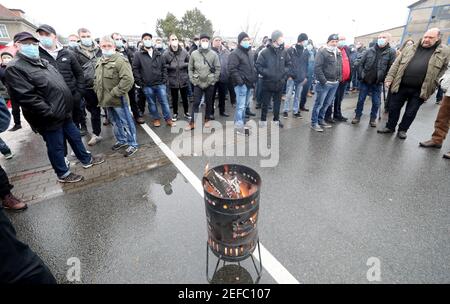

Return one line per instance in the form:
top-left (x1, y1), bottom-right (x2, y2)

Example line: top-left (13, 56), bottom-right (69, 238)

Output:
top-left (379, 28), bottom-right (450, 140)
top-left (352, 32), bottom-right (397, 127)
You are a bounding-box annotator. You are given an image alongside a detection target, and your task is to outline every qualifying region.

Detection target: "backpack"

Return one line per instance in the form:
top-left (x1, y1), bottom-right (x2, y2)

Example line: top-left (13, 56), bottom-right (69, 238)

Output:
top-left (0, 97), bottom-right (11, 133)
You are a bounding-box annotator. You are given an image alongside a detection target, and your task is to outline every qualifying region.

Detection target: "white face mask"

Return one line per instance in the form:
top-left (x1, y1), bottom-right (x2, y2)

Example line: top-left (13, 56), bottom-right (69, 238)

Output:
top-left (201, 42), bottom-right (209, 50)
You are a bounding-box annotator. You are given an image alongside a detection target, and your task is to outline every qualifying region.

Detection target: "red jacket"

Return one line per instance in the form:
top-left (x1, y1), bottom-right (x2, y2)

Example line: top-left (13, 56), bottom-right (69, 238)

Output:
top-left (340, 47), bottom-right (351, 82)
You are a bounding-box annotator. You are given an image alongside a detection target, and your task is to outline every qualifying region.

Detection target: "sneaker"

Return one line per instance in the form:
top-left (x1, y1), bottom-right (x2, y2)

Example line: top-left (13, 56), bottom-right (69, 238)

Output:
top-left (1, 193), bottom-right (27, 212)
top-left (8, 125), bottom-right (22, 132)
top-left (246, 110), bottom-right (256, 117)
top-left (443, 151), bottom-right (450, 159)
top-left (294, 112), bottom-right (303, 119)
top-left (184, 113), bottom-right (192, 120)
top-left (172, 114), bottom-right (178, 122)
top-left (300, 107), bottom-right (310, 112)
top-left (319, 122), bottom-right (333, 129)
top-left (185, 122), bottom-right (195, 131)
top-left (397, 131), bottom-right (407, 140)
top-left (58, 173), bottom-right (84, 184)
top-left (124, 146), bottom-right (138, 157)
top-left (273, 121), bottom-right (284, 128)
top-left (88, 135), bottom-right (103, 146)
top-left (377, 127), bottom-right (395, 134)
top-left (82, 155), bottom-right (105, 169)
top-left (335, 116), bottom-right (348, 122)
top-left (153, 119), bottom-right (161, 127)
top-left (80, 126), bottom-right (88, 137)
top-left (369, 119), bottom-right (377, 128)
top-left (283, 112), bottom-right (289, 119)
top-left (325, 118), bottom-right (336, 124)
top-left (311, 125), bottom-right (324, 132)
top-left (352, 117), bottom-right (361, 124)
top-left (112, 143), bottom-right (128, 151)
top-left (4, 152), bottom-right (14, 160)
top-left (419, 140), bottom-right (442, 149)
top-left (166, 119), bottom-right (176, 127)
top-left (135, 117), bottom-right (146, 124)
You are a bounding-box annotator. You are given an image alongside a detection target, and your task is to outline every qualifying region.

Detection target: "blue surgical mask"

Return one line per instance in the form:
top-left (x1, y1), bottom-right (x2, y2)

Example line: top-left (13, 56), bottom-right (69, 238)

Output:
top-left (241, 41), bottom-right (251, 49)
top-left (306, 44), bottom-right (313, 51)
top-left (20, 44), bottom-right (40, 59)
top-left (302, 41), bottom-right (308, 47)
top-left (338, 40), bottom-right (347, 47)
top-left (377, 39), bottom-right (387, 47)
top-left (81, 38), bottom-right (92, 47)
top-left (68, 41), bottom-right (79, 48)
top-left (102, 49), bottom-right (115, 57)
top-left (143, 40), bottom-right (153, 48)
top-left (40, 37), bottom-right (54, 49)
top-left (115, 40), bottom-right (123, 48)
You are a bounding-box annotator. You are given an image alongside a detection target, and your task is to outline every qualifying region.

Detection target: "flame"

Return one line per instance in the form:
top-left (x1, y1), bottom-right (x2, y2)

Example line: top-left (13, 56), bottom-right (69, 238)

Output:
top-left (240, 182), bottom-right (250, 198)
top-left (204, 163), bottom-right (210, 175)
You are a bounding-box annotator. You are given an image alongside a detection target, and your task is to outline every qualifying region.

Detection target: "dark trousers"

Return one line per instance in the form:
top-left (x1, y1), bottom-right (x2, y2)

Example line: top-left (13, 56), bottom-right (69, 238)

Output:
top-left (170, 87), bottom-right (189, 115)
top-left (436, 86), bottom-right (444, 103)
top-left (129, 86), bottom-right (146, 118)
top-left (256, 78), bottom-right (264, 107)
top-left (41, 120), bottom-right (92, 178)
top-left (228, 82), bottom-right (237, 106)
top-left (84, 89), bottom-right (102, 136)
top-left (72, 93), bottom-right (87, 129)
top-left (191, 85), bottom-right (215, 123)
top-left (0, 207), bottom-right (57, 284)
top-left (326, 80), bottom-right (349, 120)
top-left (10, 99), bottom-right (21, 126)
top-left (213, 82), bottom-right (229, 115)
top-left (386, 85), bottom-right (424, 132)
top-left (300, 77), bottom-right (313, 108)
top-left (261, 88), bottom-right (282, 122)
top-left (0, 166), bottom-right (12, 198)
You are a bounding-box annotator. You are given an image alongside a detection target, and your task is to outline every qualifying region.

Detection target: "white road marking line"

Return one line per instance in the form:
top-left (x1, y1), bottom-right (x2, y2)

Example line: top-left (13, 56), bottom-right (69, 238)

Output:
top-left (140, 123), bottom-right (300, 284)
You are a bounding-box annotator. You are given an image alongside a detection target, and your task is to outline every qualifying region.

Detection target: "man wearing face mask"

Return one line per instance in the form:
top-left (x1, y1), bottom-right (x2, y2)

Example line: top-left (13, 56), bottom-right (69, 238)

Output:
top-left (67, 34), bottom-right (80, 50)
top-left (256, 30), bottom-right (291, 128)
top-left (111, 33), bottom-right (144, 125)
top-left (352, 33), bottom-right (396, 127)
top-left (189, 36), bottom-right (200, 55)
top-left (211, 36), bottom-right (232, 118)
top-left (228, 32), bottom-right (258, 135)
top-left (73, 27), bottom-right (103, 146)
top-left (133, 33), bottom-right (174, 128)
top-left (5, 32), bottom-right (105, 183)
top-left (283, 33), bottom-right (310, 119)
top-left (325, 34), bottom-right (351, 123)
top-left (379, 28), bottom-right (449, 140)
top-left (37, 25), bottom-right (87, 138)
top-left (154, 37), bottom-right (165, 53)
top-left (186, 33), bottom-right (221, 130)
top-left (311, 34), bottom-right (342, 132)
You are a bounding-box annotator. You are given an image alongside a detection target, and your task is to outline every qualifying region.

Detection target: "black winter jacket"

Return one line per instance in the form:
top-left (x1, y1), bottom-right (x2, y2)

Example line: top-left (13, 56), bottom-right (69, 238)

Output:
top-left (163, 46), bottom-right (190, 89)
top-left (355, 44), bottom-right (397, 85)
top-left (132, 48), bottom-right (168, 87)
top-left (39, 46), bottom-right (86, 97)
top-left (255, 44), bottom-right (291, 92)
top-left (314, 47), bottom-right (343, 85)
top-left (228, 46), bottom-right (257, 88)
top-left (287, 45), bottom-right (309, 82)
top-left (4, 53), bottom-right (73, 134)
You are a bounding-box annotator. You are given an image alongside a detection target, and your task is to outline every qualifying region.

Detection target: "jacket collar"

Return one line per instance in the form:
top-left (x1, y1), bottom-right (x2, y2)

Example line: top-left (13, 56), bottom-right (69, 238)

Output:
top-left (17, 52), bottom-right (48, 68)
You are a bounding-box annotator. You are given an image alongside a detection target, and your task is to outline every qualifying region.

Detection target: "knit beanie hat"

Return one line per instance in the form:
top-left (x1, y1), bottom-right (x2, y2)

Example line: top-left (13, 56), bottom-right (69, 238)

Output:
top-left (238, 32), bottom-right (250, 44)
top-left (297, 33), bottom-right (309, 43)
top-left (327, 34), bottom-right (339, 43)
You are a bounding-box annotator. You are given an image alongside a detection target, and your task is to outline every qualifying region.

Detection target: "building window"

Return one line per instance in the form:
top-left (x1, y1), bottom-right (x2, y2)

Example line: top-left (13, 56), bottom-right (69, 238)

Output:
top-left (0, 24), bottom-right (9, 38)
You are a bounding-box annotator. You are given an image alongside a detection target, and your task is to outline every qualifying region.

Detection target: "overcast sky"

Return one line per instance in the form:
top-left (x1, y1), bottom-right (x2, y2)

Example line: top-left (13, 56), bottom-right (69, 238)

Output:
top-left (5, 0), bottom-right (414, 43)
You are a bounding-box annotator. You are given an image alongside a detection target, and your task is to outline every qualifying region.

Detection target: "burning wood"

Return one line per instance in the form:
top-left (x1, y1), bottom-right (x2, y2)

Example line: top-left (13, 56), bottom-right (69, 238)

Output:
top-left (204, 165), bottom-right (257, 199)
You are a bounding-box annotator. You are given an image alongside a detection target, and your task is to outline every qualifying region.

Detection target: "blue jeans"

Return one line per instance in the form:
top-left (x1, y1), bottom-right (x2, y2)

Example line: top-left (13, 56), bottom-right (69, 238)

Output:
top-left (311, 82), bottom-right (339, 126)
top-left (0, 137), bottom-right (11, 155)
top-left (355, 82), bottom-right (382, 120)
top-left (234, 85), bottom-right (253, 129)
top-left (107, 98), bottom-right (138, 148)
top-left (284, 79), bottom-right (303, 113)
top-left (143, 85), bottom-right (172, 121)
top-left (41, 120), bottom-right (92, 178)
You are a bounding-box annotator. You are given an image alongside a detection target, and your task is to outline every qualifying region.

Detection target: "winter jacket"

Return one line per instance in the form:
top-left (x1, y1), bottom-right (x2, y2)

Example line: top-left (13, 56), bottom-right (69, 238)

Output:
top-left (188, 48), bottom-right (221, 89)
top-left (163, 46), bottom-right (190, 89)
top-left (355, 44), bottom-right (397, 85)
top-left (39, 46), bottom-right (86, 98)
top-left (74, 44), bottom-right (102, 89)
top-left (314, 47), bottom-right (343, 85)
top-left (132, 48), bottom-right (167, 88)
top-left (0, 66), bottom-right (8, 99)
top-left (386, 40), bottom-right (450, 101)
top-left (94, 53), bottom-right (134, 108)
top-left (255, 43), bottom-right (291, 92)
top-left (5, 53), bottom-right (73, 134)
top-left (287, 45), bottom-right (309, 83)
top-left (213, 47), bottom-right (231, 83)
top-left (228, 45), bottom-right (257, 88)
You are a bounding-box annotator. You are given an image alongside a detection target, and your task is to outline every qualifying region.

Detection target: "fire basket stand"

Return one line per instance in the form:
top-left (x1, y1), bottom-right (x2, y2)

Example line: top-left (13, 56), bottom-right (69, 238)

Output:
top-left (203, 164), bottom-right (263, 284)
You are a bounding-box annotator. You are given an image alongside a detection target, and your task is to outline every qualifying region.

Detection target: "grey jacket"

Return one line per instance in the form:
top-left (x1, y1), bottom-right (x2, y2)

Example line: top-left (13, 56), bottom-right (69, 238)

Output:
top-left (188, 48), bottom-right (221, 89)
